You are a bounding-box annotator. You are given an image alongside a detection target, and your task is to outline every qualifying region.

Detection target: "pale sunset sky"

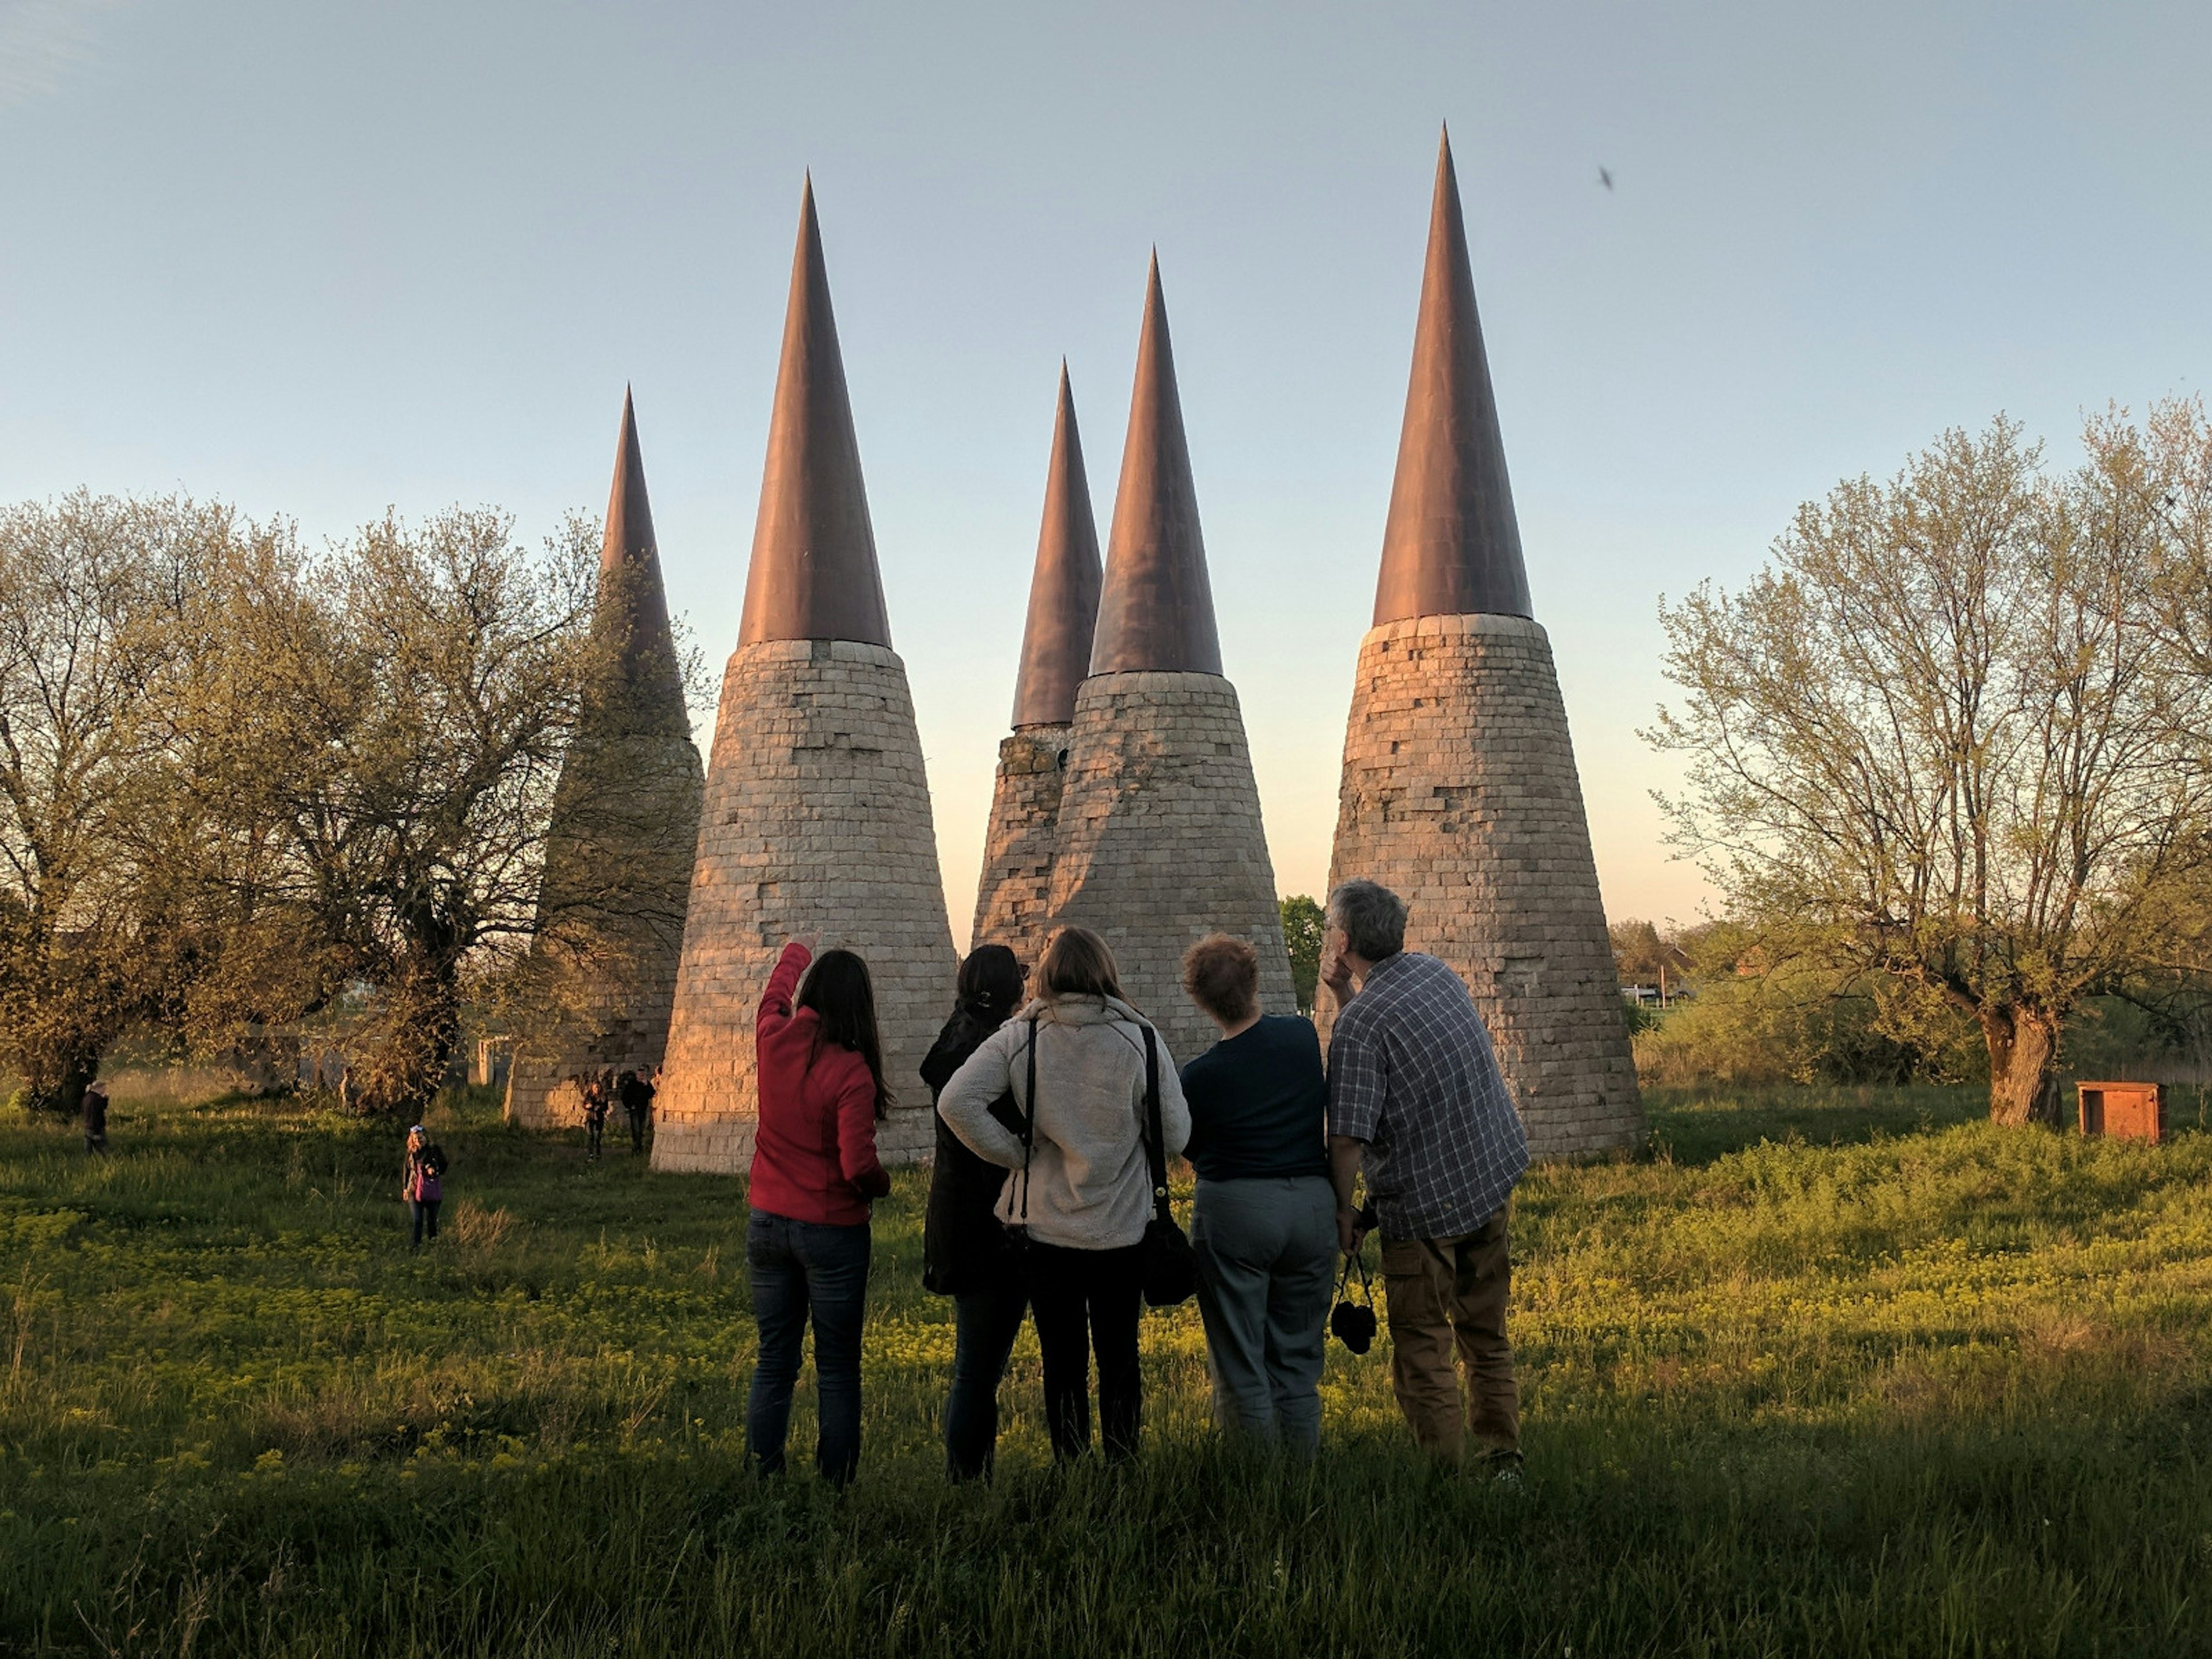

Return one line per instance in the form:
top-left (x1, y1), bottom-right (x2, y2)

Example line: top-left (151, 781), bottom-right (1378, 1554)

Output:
top-left (5, 0), bottom-right (2208, 946)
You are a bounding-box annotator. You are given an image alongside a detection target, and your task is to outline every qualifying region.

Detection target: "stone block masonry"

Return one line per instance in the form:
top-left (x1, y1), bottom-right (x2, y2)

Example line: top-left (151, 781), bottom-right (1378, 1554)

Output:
top-left (503, 725), bottom-right (703, 1131)
top-left (1328, 613), bottom-right (1644, 1159)
top-left (505, 1004), bottom-right (677, 1131)
top-left (1048, 671), bottom-right (1297, 1070)
top-left (972, 725), bottom-right (1071, 972)
top-left (653, 639), bottom-right (958, 1172)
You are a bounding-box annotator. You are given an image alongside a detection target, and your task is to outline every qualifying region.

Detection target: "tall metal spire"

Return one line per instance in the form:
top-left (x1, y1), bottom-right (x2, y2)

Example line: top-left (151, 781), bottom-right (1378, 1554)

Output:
top-left (1371, 128), bottom-right (1533, 624)
top-left (1011, 363), bottom-right (1104, 727)
top-left (595, 387), bottom-right (690, 738)
top-left (1088, 253), bottom-right (1223, 676)
top-left (737, 175), bottom-right (894, 648)
top-left (603, 386), bottom-right (659, 578)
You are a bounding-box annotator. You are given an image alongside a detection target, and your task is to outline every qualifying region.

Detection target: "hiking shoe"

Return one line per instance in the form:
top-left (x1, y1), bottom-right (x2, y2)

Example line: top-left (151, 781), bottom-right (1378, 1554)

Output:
top-left (1484, 1450), bottom-right (1525, 1489)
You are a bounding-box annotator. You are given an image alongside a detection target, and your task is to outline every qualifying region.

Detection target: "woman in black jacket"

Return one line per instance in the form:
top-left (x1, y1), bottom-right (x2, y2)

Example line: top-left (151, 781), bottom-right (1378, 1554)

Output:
top-left (921, 943), bottom-right (1028, 1480)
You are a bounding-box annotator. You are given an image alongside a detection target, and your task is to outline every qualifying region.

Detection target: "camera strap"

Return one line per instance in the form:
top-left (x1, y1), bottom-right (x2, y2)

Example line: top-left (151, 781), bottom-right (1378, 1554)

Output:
top-left (1335, 1248), bottom-right (1373, 1306)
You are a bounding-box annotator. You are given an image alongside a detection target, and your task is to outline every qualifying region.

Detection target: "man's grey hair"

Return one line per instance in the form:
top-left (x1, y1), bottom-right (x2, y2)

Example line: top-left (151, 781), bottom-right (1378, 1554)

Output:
top-left (1327, 880), bottom-right (1407, 962)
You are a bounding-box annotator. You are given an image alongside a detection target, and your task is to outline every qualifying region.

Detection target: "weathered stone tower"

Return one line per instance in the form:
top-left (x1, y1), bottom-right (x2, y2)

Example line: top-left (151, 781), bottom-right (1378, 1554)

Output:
top-left (1046, 256), bottom-right (1297, 1066)
top-left (505, 390), bottom-right (704, 1128)
top-left (971, 365), bottom-right (1103, 971)
top-left (653, 179), bottom-right (958, 1171)
top-left (1327, 132), bottom-right (1643, 1158)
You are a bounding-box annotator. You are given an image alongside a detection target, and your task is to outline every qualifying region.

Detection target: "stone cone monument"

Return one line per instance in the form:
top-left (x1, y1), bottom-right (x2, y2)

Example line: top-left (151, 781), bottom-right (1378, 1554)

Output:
top-left (505, 389), bottom-right (704, 1128)
top-left (654, 177), bottom-right (957, 1171)
top-left (1325, 131), bottom-right (1643, 1158)
top-left (971, 363), bottom-right (1103, 972)
top-left (1046, 255), bottom-right (1297, 1066)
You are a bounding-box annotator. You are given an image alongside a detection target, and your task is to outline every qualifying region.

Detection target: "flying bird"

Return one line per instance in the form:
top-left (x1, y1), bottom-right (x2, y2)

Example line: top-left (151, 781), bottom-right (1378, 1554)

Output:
top-left (1598, 166), bottom-right (1615, 191)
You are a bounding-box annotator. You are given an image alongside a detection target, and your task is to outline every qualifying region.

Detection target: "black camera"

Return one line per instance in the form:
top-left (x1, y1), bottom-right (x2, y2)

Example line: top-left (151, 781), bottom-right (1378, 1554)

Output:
top-left (1331, 1244), bottom-right (1378, 1353)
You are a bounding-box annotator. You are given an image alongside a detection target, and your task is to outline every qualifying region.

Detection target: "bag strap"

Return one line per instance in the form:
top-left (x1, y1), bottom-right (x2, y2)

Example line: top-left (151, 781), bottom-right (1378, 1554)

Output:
top-left (1334, 1248), bottom-right (1373, 1304)
top-left (1141, 1025), bottom-right (1171, 1222)
top-left (1017, 1015), bottom-right (1040, 1225)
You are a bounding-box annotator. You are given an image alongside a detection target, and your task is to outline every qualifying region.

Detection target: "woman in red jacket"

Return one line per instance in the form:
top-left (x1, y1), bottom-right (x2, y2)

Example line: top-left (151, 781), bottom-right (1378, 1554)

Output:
top-left (745, 938), bottom-right (893, 1487)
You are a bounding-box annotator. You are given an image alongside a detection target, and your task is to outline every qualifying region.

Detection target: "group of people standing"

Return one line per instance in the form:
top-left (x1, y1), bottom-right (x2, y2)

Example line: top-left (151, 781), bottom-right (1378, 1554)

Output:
top-left (740, 878), bottom-right (1531, 1488)
top-left (575, 1066), bottom-right (657, 1160)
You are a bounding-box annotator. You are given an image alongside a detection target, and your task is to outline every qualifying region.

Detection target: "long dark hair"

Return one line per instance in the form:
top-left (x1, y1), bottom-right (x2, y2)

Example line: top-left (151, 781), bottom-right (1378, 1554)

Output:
top-left (798, 948), bottom-right (893, 1118)
top-left (955, 944), bottom-right (1025, 1032)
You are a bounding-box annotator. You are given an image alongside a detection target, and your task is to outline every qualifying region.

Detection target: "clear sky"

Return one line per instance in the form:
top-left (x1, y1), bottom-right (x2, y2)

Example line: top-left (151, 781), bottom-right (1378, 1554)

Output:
top-left (5, 0), bottom-right (2208, 947)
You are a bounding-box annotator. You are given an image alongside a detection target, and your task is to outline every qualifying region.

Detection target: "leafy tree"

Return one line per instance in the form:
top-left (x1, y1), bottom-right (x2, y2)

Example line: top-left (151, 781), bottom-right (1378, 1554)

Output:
top-left (1280, 894), bottom-right (1324, 1016)
top-left (2134, 399), bottom-right (2212, 702)
top-left (1652, 413), bottom-right (2212, 1126)
top-left (0, 493), bottom-right (278, 1112)
top-left (1631, 922), bottom-right (1985, 1088)
top-left (193, 507), bottom-right (607, 1116)
top-left (1608, 918), bottom-right (1690, 993)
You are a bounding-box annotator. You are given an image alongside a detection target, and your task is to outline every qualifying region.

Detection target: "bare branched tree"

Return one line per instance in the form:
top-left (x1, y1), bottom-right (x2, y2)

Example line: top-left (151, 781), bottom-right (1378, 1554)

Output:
top-left (1651, 412), bottom-right (2212, 1124)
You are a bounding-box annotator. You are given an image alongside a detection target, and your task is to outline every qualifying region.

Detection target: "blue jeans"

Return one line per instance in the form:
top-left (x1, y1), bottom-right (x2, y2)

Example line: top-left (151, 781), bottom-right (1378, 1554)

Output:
top-left (745, 1209), bottom-right (872, 1485)
top-left (1191, 1175), bottom-right (1337, 1455)
top-left (410, 1199), bottom-right (441, 1246)
top-left (944, 1279), bottom-right (1027, 1480)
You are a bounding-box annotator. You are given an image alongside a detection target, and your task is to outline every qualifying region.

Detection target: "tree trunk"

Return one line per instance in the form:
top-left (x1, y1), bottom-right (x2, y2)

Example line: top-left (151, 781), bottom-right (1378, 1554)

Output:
top-left (351, 952), bottom-right (461, 1118)
top-left (20, 1043), bottom-right (100, 1118)
top-left (1981, 1003), bottom-right (2062, 1127)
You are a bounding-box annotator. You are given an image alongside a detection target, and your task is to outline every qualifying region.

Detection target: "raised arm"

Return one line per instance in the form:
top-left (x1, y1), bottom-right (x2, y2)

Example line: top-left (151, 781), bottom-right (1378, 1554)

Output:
top-left (756, 941), bottom-right (812, 1040)
top-left (938, 1024), bottom-right (1027, 1169)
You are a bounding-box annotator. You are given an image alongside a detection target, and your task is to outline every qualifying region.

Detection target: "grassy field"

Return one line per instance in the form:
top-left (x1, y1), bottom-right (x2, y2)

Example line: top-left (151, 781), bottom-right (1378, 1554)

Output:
top-left (5, 1081), bottom-right (2212, 1657)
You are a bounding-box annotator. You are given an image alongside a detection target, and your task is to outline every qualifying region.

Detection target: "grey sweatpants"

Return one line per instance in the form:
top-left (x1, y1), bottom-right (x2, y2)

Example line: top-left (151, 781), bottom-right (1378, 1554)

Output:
top-left (1191, 1174), bottom-right (1338, 1454)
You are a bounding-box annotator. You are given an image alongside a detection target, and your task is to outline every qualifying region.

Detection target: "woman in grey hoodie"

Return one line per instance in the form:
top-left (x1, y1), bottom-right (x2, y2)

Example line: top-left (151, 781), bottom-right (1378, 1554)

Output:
top-left (939, 927), bottom-right (1191, 1461)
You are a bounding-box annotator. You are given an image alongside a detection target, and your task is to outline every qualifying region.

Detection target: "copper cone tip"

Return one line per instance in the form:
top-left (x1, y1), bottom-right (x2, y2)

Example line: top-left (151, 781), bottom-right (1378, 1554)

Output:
top-left (1370, 128), bottom-right (1533, 625)
top-left (1010, 363), bottom-right (1104, 728)
top-left (592, 389), bottom-right (688, 733)
top-left (737, 175), bottom-right (893, 648)
top-left (1088, 255), bottom-right (1223, 676)
top-left (603, 385), bottom-right (657, 573)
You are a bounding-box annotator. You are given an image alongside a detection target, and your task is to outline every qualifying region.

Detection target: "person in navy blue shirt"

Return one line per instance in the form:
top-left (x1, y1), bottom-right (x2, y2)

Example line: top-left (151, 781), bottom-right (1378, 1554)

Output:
top-left (1178, 934), bottom-right (1335, 1454)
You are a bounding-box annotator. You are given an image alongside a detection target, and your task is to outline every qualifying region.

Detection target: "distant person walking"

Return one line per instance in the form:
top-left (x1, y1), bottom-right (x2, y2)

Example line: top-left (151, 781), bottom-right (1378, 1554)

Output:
top-left (920, 942), bottom-right (1028, 1480)
top-left (618, 1068), bottom-right (653, 1154)
top-left (1178, 934), bottom-right (1335, 1455)
top-left (744, 938), bottom-right (893, 1488)
top-left (1322, 880), bottom-right (1529, 1475)
top-left (81, 1081), bottom-right (109, 1155)
top-left (940, 927), bottom-right (1190, 1464)
top-left (581, 1074), bottom-right (609, 1161)
top-left (403, 1125), bottom-right (448, 1247)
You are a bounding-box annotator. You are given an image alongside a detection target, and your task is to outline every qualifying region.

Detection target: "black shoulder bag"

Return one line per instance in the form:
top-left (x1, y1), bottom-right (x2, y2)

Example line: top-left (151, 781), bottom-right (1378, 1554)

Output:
top-left (1138, 1025), bottom-right (1197, 1308)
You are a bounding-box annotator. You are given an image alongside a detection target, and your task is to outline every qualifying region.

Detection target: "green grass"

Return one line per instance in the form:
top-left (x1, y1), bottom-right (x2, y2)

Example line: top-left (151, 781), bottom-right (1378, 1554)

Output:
top-left (5, 1082), bottom-right (2212, 1657)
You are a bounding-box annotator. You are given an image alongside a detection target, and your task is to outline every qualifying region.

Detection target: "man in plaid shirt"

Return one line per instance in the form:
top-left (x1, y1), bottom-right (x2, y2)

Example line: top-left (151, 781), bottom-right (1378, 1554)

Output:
top-left (1324, 879), bottom-right (1528, 1472)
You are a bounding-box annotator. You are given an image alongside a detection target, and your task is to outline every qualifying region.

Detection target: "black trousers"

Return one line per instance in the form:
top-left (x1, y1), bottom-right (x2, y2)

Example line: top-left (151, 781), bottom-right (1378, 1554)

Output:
top-left (627, 1108), bottom-right (647, 1153)
top-left (1023, 1240), bottom-right (1146, 1462)
top-left (944, 1277), bottom-right (1027, 1481)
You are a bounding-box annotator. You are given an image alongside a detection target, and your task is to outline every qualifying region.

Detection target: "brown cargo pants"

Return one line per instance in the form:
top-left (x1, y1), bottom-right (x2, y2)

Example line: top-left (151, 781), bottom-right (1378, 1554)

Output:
top-left (1379, 1206), bottom-right (1517, 1460)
